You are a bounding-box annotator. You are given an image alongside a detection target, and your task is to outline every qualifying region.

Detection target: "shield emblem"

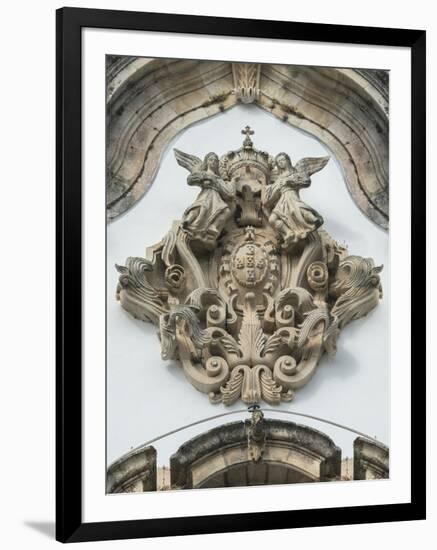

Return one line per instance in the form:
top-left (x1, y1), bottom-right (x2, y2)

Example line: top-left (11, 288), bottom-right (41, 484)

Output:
top-left (232, 241), bottom-right (268, 288)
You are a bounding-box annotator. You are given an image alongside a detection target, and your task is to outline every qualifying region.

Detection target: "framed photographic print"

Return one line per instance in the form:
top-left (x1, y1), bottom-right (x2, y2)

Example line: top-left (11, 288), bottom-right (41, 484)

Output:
top-left (56, 6), bottom-right (426, 543)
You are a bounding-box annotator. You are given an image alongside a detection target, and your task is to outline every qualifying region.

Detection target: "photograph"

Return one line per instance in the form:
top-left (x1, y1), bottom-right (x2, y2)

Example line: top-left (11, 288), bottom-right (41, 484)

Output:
top-left (0, 1), bottom-right (431, 549)
top-left (54, 6), bottom-right (426, 543)
top-left (106, 56), bottom-right (390, 493)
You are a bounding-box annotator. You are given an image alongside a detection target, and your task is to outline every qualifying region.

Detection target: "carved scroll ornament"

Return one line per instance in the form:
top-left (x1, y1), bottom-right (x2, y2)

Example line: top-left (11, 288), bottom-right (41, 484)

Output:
top-left (116, 127), bottom-right (383, 406)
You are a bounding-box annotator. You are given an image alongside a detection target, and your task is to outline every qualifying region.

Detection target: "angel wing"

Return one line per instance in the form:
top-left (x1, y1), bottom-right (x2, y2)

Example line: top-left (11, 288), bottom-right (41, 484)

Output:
top-left (294, 156), bottom-right (330, 178)
top-left (173, 148), bottom-right (203, 173)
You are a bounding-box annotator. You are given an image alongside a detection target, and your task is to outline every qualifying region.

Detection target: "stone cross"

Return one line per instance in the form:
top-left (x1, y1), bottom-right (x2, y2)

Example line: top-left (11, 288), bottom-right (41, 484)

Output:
top-left (241, 125), bottom-right (254, 138)
top-left (241, 125), bottom-right (254, 148)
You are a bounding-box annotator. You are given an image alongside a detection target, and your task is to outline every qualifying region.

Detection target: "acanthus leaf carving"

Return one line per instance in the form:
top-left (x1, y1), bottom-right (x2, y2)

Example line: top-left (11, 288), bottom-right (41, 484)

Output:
top-left (232, 65), bottom-right (261, 104)
top-left (116, 127), bottom-right (383, 405)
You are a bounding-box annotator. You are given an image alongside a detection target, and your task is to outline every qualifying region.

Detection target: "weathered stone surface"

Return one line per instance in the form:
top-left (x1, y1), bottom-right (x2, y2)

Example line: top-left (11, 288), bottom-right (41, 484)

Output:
top-left (106, 418), bottom-right (389, 492)
top-left (116, 128), bottom-right (383, 405)
top-left (107, 58), bottom-right (388, 228)
top-left (106, 445), bottom-right (157, 493)
top-left (170, 417), bottom-right (342, 489)
top-left (353, 437), bottom-right (389, 480)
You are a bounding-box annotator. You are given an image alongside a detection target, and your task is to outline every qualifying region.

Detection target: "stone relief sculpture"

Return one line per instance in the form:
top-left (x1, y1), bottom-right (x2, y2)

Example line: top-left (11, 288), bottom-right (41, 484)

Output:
top-left (116, 127), bottom-right (383, 406)
top-left (264, 153), bottom-right (328, 248)
top-left (174, 150), bottom-right (235, 249)
top-left (107, 60), bottom-right (389, 228)
top-left (232, 63), bottom-right (261, 104)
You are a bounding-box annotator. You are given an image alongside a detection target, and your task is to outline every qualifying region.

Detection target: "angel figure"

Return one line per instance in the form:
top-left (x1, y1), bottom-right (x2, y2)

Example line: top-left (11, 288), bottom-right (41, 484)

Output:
top-left (264, 153), bottom-right (329, 249)
top-left (174, 149), bottom-right (235, 249)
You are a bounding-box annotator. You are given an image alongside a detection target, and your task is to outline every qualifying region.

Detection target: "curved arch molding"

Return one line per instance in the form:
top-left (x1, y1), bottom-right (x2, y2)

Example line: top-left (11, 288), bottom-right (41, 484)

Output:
top-left (169, 419), bottom-right (342, 489)
top-left (106, 57), bottom-right (389, 229)
top-left (105, 418), bottom-right (389, 492)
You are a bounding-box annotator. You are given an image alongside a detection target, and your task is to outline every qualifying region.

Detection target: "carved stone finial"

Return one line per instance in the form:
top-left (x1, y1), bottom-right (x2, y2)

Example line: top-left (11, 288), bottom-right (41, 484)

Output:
top-left (116, 128), bottom-right (383, 406)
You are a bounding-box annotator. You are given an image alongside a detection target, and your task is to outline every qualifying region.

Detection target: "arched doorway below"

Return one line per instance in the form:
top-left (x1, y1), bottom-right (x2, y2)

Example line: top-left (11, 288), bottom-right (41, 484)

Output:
top-left (170, 416), bottom-right (341, 490)
top-left (106, 413), bottom-right (389, 493)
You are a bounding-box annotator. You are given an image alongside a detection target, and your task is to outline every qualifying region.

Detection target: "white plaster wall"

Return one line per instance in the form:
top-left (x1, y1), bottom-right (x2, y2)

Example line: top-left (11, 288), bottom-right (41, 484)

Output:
top-left (107, 104), bottom-right (389, 466)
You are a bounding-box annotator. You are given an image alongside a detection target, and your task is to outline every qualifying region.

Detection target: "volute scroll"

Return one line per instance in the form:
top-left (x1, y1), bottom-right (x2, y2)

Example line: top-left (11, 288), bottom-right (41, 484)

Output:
top-left (116, 128), bottom-right (383, 405)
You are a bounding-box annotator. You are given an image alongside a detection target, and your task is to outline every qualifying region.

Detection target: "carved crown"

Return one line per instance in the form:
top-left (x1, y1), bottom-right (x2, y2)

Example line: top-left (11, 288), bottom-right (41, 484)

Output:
top-left (219, 126), bottom-right (273, 181)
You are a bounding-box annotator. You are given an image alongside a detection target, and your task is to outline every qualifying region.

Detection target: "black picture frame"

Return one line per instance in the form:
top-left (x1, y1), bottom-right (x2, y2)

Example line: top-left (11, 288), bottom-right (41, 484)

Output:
top-left (56, 6), bottom-right (426, 543)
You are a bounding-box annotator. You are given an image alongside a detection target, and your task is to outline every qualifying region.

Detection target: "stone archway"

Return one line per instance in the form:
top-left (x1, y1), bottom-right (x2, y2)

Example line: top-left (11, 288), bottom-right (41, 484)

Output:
top-left (198, 461), bottom-right (314, 488)
top-left (107, 58), bottom-right (388, 228)
top-left (106, 417), bottom-right (389, 492)
top-left (170, 418), bottom-right (342, 490)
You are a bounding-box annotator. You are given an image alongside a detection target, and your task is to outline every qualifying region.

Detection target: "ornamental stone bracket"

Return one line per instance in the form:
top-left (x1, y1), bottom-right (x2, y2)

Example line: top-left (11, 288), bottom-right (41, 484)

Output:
top-left (247, 405), bottom-right (267, 462)
top-left (116, 128), bottom-right (383, 406)
top-left (232, 63), bottom-right (261, 104)
top-left (106, 57), bottom-right (388, 228)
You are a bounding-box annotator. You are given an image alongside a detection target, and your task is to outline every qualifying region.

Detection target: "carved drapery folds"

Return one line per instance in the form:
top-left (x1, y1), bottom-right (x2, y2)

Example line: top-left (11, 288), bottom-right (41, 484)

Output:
top-left (116, 128), bottom-right (383, 405)
top-left (106, 58), bottom-right (388, 228)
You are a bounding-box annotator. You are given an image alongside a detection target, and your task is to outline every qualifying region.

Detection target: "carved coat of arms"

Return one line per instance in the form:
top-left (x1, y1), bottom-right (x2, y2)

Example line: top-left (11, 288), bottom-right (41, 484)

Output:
top-left (116, 127), bottom-right (383, 406)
